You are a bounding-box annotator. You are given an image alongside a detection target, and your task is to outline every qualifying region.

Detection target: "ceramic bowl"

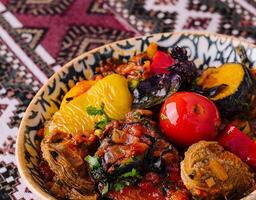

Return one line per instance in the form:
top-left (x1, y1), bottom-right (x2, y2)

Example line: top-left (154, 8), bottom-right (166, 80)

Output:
top-left (16, 32), bottom-right (256, 200)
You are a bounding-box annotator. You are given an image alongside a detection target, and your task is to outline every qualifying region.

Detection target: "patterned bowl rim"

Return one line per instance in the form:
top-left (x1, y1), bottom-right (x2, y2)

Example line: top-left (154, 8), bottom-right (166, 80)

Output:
top-left (16, 31), bottom-right (256, 200)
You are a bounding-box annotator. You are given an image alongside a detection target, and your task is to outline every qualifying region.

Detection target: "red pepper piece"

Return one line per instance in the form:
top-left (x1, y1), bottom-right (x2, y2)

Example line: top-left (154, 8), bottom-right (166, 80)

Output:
top-left (246, 142), bottom-right (256, 168)
top-left (151, 51), bottom-right (175, 74)
top-left (218, 124), bottom-right (256, 170)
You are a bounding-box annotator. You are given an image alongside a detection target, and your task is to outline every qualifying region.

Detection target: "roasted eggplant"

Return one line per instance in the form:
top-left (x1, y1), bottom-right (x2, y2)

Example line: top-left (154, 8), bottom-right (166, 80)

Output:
top-left (132, 73), bottom-right (181, 108)
top-left (169, 47), bottom-right (198, 88)
top-left (197, 63), bottom-right (254, 115)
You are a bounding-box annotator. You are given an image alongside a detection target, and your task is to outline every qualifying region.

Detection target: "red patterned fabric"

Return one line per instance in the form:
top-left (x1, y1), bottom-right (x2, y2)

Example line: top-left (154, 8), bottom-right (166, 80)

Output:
top-left (0, 0), bottom-right (255, 199)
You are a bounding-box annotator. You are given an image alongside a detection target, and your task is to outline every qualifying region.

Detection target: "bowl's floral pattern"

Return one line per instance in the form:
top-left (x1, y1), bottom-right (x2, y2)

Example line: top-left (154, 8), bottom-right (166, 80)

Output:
top-left (16, 32), bottom-right (256, 200)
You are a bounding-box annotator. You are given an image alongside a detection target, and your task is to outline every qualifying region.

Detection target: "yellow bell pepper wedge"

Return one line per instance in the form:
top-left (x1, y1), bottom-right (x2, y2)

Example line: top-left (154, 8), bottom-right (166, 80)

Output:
top-left (47, 74), bottom-right (133, 136)
top-left (60, 80), bottom-right (96, 108)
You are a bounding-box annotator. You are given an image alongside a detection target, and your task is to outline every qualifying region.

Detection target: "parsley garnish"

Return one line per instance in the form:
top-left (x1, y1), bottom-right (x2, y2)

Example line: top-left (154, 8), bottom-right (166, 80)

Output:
top-left (86, 106), bottom-right (104, 116)
top-left (114, 182), bottom-right (125, 191)
top-left (95, 117), bottom-right (109, 130)
top-left (85, 155), bottom-right (100, 169)
top-left (122, 168), bottom-right (142, 178)
top-left (86, 105), bottom-right (110, 130)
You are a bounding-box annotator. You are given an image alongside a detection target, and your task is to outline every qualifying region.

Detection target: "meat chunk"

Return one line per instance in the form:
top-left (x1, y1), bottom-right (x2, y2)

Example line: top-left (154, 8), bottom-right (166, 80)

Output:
top-left (181, 141), bottom-right (255, 199)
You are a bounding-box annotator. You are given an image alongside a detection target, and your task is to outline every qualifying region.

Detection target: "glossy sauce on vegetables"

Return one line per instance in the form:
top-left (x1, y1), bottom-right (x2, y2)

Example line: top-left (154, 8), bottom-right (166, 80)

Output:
top-left (38, 44), bottom-right (256, 200)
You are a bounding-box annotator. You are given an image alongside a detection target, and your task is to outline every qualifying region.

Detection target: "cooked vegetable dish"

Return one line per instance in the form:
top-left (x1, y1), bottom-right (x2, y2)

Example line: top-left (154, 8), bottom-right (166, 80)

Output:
top-left (37, 43), bottom-right (256, 200)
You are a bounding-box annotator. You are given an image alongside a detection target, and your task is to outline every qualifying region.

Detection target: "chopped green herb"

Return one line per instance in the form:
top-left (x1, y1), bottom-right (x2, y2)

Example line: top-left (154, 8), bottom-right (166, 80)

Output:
top-left (122, 168), bottom-right (142, 178)
top-left (120, 157), bottom-right (135, 167)
top-left (86, 106), bottom-right (104, 116)
top-left (95, 117), bottom-right (109, 130)
top-left (114, 182), bottom-right (125, 192)
top-left (101, 183), bottom-right (109, 195)
top-left (85, 155), bottom-right (100, 169)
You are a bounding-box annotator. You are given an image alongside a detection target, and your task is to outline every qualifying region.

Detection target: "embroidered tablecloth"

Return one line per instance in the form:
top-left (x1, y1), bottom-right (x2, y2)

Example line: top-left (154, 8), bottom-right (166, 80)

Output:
top-left (0, 0), bottom-right (255, 199)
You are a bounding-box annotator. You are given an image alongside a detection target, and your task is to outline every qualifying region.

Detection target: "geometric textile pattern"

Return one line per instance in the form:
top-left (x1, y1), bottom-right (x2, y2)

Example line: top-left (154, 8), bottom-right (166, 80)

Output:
top-left (57, 25), bottom-right (134, 66)
top-left (8, 0), bottom-right (74, 16)
top-left (16, 28), bottom-right (47, 49)
top-left (1, 0), bottom-right (134, 77)
top-left (0, 161), bottom-right (20, 200)
top-left (0, 39), bottom-right (41, 128)
top-left (105, 0), bottom-right (256, 43)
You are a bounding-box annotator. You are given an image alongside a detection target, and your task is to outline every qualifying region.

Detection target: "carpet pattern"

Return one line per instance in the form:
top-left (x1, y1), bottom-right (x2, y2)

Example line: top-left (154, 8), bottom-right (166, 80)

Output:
top-left (0, 0), bottom-right (255, 199)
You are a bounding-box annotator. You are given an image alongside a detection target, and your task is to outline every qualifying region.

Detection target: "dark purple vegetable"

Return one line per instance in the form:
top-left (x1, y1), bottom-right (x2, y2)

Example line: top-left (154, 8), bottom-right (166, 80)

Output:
top-left (169, 47), bottom-right (198, 89)
top-left (133, 73), bottom-right (181, 108)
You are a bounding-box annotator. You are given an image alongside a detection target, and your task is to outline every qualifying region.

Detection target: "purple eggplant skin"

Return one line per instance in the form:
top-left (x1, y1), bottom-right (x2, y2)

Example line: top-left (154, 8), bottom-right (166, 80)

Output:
top-left (132, 73), bottom-right (181, 108)
top-left (169, 47), bottom-right (198, 89)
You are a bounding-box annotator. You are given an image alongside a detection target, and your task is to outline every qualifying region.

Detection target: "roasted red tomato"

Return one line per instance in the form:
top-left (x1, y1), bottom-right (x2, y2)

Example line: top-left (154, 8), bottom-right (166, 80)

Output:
top-left (159, 92), bottom-right (221, 147)
top-left (151, 50), bottom-right (175, 74)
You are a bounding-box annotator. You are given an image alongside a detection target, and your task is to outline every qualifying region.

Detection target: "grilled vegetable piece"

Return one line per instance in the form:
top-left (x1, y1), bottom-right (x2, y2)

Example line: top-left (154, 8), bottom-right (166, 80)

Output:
top-left (150, 50), bottom-right (175, 74)
top-left (149, 46), bottom-right (198, 88)
top-left (197, 63), bottom-right (254, 115)
top-left (181, 141), bottom-right (255, 200)
top-left (133, 73), bottom-right (181, 108)
top-left (87, 110), bottom-right (158, 195)
top-left (218, 124), bottom-right (256, 170)
top-left (87, 109), bottom-right (181, 196)
top-left (169, 47), bottom-right (198, 88)
top-left (60, 80), bottom-right (96, 108)
top-left (41, 131), bottom-right (98, 197)
top-left (145, 138), bottom-right (180, 173)
top-left (46, 74), bottom-right (132, 135)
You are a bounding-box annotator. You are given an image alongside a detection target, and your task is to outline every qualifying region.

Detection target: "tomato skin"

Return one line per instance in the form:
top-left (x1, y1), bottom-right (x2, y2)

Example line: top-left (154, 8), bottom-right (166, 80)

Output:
top-left (151, 51), bottom-right (175, 74)
top-left (159, 92), bottom-right (221, 147)
top-left (218, 124), bottom-right (256, 170)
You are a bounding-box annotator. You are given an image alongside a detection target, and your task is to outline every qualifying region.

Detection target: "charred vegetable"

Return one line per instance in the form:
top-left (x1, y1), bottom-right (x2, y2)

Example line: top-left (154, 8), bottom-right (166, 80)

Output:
top-left (150, 46), bottom-right (198, 89)
top-left (133, 73), bottom-right (181, 108)
top-left (87, 110), bottom-right (157, 195)
top-left (169, 47), bottom-right (198, 88)
top-left (41, 131), bottom-right (98, 199)
top-left (181, 141), bottom-right (255, 200)
top-left (60, 80), bottom-right (96, 108)
top-left (86, 110), bottom-right (181, 196)
top-left (218, 124), bottom-right (256, 170)
top-left (197, 63), bottom-right (254, 115)
top-left (46, 74), bottom-right (132, 135)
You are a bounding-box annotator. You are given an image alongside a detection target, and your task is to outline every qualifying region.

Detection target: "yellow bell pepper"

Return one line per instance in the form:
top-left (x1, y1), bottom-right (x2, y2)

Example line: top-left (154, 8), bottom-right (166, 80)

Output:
top-left (47, 74), bottom-right (133, 136)
top-left (60, 80), bottom-right (96, 108)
